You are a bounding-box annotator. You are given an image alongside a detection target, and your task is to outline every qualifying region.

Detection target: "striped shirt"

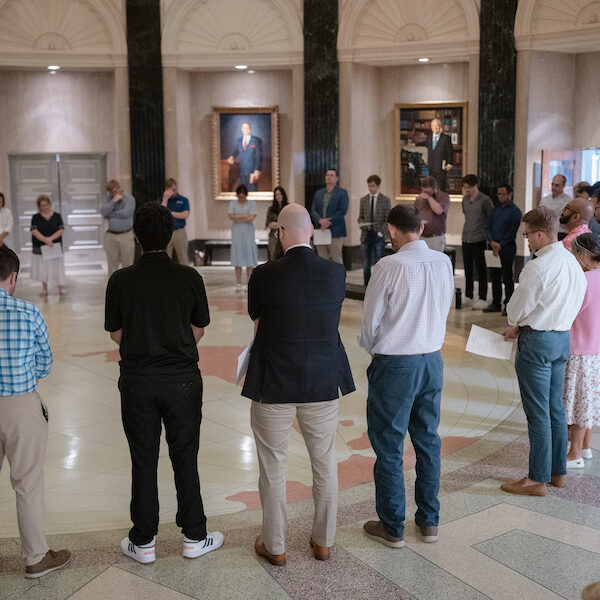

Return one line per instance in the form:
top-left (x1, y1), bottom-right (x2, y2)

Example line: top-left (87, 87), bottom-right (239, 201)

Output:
top-left (0, 288), bottom-right (52, 396)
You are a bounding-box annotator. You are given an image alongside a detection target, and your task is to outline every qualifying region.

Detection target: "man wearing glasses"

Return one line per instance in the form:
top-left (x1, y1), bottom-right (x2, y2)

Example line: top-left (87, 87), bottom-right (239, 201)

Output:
top-left (559, 198), bottom-right (594, 252)
top-left (500, 206), bottom-right (586, 496)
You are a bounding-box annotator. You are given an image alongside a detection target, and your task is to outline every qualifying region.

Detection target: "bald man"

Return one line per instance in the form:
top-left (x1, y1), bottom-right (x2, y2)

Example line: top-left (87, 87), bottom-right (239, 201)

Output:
top-left (242, 204), bottom-right (355, 566)
top-left (540, 174), bottom-right (571, 237)
top-left (560, 197), bottom-right (594, 252)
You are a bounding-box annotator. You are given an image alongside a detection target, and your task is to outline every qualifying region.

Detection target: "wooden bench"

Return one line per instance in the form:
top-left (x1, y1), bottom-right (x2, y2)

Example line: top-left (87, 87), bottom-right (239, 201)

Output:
top-left (198, 239), bottom-right (269, 265)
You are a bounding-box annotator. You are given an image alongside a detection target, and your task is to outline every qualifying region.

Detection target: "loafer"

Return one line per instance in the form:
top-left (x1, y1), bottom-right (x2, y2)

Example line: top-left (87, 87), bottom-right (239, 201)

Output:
top-left (418, 525), bottom-right (438, 543)
top-left (254, 536), bottom-right (286, 566)
top-left (482, 304), bottom-right (502, 313)
top-left (567, 458), bottom-right (585, 469)
top-left (500, 477), bottom-right (547, 496)
top-left (310, 538), bottom-right (331, 560)
top-left (582, 448), bottom-right (593, 460)
top-left (550, 474), bottom-right (565, 488)
top-left (363, 520), bottom-right (405, 548)
top-left (25, 549), bottom-right (71, 579)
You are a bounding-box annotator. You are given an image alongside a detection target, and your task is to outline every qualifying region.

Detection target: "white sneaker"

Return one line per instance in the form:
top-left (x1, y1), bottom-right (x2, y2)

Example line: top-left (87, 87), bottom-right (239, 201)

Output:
top-left (182, 532), bottom-right (224, 559)
top-left (235, 284), bottom-right (242, 293)
top-left (121, 536), bottom-right (156, 563)
top-left (566, 458), bottom-right (585, 468)
top-left (472, 299), bottom-right (488, 310)
top-left (582, 448), bottom-right (593, 459)
top-left (461, 297), bottom-right (474, 308)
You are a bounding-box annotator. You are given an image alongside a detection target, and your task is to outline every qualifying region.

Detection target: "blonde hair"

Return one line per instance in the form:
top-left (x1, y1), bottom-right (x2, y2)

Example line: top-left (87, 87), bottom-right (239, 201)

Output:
top-left (106, 179), bottom-right (121, 193)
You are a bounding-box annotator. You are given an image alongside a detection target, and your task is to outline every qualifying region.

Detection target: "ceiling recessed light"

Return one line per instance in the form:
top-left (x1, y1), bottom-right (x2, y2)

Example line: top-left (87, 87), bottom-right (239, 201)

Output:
top-left (47, 65), bottom-right (60, 70)
top-left (418, 57), bottom-right (430, 63)
top-left (49, 70), bottom-right (57, 75)
top-left (234, 65), bottom-right (248, 70)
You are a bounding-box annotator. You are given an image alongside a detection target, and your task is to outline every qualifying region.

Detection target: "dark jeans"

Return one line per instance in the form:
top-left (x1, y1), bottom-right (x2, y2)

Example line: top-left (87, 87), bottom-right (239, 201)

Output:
top-left (515, 330), bottom-right (570, 483)
top-left (462, 240), bottom-right (487, 300)
top-left (119, 372), bottom-right (207, 545)
top-left (362, 231), bottom-right (385, 285)
top-left (366, 353), bottom-right (443, 538)
top-left (488, 251), bottom-right (516, 307)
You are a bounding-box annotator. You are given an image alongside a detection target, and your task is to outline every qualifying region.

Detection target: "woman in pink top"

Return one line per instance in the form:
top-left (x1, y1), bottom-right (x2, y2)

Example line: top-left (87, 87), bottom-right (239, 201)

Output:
top-left (563, 233), bottom-right (600, 467)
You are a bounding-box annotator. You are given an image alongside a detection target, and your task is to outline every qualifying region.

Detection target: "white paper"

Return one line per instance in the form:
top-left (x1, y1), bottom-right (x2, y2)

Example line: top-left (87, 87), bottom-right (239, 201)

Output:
top-left (313, 229), bottom-right (332, 246)
top-left (484, 250), bottom-right (502, 269)
top-left (41, 243), bottom-right (63, 261)
top-left (466, 324), bottom-right (514, 360)
top-left (236, 339), bottom-right (254, 385)
top-left (359, 222), bottom-right (374, 228)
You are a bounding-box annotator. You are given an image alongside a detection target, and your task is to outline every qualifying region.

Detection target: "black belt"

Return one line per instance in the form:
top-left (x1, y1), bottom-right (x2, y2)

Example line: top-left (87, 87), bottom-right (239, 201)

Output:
top-left (519, 326), bottom-right (536, 333)
top-left (107, 228), bottom-right (132, 234)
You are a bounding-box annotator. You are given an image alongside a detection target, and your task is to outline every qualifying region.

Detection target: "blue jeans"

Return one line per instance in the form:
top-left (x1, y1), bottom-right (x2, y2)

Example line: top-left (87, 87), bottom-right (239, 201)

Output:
top-left (366, 353), bottom-right (443, 537)
top-left (362, 231), bottom-right (385, 286)
top-left (515, 330), bottom-right (570, 482)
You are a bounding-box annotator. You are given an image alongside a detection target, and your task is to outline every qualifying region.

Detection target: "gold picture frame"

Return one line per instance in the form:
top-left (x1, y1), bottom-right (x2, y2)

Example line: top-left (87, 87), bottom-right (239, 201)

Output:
top-left (212, 106), bottom-right (280, 202)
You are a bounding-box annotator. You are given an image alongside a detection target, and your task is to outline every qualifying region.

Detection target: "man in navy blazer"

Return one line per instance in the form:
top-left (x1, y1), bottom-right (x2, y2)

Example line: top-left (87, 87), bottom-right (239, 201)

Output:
top-left (227, 122), bottom-right (263, 191)
top-left (243, 204), bottom-right (355, 566)
top-left (310, 169), bottom-right (349, 264)
top-left (426, 119), bottom-right (453, 192)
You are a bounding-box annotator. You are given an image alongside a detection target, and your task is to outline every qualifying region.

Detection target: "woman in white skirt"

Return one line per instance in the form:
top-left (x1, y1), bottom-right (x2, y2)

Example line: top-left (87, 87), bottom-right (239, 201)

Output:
top-left (563, 233), bottom-right (600, 467)
top-left (31, 195), bottom-right (66, 296)
top-left (0, 192), bottom-right (13, 248)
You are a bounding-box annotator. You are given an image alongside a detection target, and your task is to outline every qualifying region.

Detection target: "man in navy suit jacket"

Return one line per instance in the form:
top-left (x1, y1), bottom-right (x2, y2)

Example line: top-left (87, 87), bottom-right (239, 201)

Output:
top-left (426, 119), bottom-right (453, 192)
top-left (243, 204), bottom-right (355, 566)
top-left (227, 122), bottom-right (263, 191)
top-left (310, 169), bottom-right (349, 264)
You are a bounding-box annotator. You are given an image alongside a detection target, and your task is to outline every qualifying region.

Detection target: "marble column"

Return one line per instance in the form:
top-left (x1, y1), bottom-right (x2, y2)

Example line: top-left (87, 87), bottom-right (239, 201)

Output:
top-left (125, 0), bottom-right (165, 204)
top-left (477, 0), bottom-right (518, 199)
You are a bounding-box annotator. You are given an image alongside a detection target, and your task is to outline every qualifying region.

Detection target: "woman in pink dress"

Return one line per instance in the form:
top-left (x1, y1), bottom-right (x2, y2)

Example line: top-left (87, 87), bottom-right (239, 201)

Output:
top-left (563, 233), bottom-right (600, 467)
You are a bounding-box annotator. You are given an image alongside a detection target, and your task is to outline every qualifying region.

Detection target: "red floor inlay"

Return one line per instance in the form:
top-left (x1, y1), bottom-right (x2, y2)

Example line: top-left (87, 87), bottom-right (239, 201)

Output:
top-left (339, 419), bottom-right (354, 426)
top-left (198, 346), bottom-right (245, 384)
top-left (209, 297), bottom-right (249, 316)
top-left (73, 349), bottom-right (120, 362)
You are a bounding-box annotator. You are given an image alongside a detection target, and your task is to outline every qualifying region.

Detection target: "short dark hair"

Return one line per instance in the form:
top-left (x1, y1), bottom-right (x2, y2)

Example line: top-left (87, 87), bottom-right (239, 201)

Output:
top-left (236, 184), bottom-right (248, 196)
top-left (387, 204), bottom-right (421, 233)
top-left (133, 202), bottom-right (173, 252)
top-left (420, 176), bottom-right (439, 190)
top-left (522, 206), bottom-right (558, 237)
top-left (367, 174), bottom-right (381, 186)
top-left (498, 184), bottom-right (513, 194)
top-left (462, 174), bottom-right (479, 187)
top-left (326, 168), bottom-right (338, 176)
top-left (0, 245), bottom-right (19, 281)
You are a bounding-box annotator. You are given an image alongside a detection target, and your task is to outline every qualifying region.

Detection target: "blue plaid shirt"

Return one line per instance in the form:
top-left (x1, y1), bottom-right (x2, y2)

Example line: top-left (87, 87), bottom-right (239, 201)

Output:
top-left (0, 288), bottom-right (52, 396)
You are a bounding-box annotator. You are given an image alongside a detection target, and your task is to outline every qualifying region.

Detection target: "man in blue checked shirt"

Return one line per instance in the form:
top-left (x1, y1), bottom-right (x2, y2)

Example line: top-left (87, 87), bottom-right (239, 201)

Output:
top-left (0, 246), bottom-right (71, 578)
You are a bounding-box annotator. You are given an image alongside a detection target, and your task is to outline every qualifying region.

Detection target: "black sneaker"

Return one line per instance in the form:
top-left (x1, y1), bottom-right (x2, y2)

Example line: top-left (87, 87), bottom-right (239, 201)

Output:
top-left (482, 304), bottom-right (502, 313)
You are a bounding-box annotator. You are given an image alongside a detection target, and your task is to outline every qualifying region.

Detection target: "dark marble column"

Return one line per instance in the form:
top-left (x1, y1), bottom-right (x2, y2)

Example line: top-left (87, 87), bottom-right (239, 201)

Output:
top-left (477, 0), bottom-right (517, 199)
top-left (126, 0), bottom-right (165, 204)
top-left (303, 0), bottom-right (339, 209)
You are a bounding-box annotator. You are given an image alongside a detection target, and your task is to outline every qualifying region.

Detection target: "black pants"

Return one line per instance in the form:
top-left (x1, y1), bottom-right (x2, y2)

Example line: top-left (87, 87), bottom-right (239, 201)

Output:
top-left (462, 240), bottom-right (487, 300)
top-left (119, 372), bottom-right (207, 545)
top-left (489, 251), bottom-right (516, 307)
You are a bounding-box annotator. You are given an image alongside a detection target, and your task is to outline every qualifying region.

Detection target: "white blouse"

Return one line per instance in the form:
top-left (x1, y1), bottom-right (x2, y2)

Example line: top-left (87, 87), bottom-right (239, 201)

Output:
top-left (0, 207), bottom-right (13, 234)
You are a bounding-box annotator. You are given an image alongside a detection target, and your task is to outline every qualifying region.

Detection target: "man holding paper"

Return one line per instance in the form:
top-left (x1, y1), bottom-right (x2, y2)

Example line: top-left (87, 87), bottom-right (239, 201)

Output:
top-left (501, 206), bottom-right (587, 496)
top-left (243, 204), bottom-right (354, 565)
top-left (359, 205), bottom-right (453, 548)
top-left (483, 184), bottom-right (522, 314)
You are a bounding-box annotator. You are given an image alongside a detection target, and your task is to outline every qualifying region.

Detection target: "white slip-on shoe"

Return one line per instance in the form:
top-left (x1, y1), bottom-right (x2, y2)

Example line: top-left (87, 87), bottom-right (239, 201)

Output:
top-left (121, 536), bottom-right (156, 563)
top-left (582, 448), bottom-right (593, 460)
top-left (566, 458), bottom-right (585, 469)
top-left (183, 532), bottom-right (224, 559)
top-left (472, 299), bottom-right (488, 310)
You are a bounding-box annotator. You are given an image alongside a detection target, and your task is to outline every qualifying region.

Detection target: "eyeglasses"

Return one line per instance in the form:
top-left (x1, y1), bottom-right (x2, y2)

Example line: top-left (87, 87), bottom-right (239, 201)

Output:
top-left (522, 230), bottom-right (543, 238)
top-left (274, 225), bottom-right (285, 238)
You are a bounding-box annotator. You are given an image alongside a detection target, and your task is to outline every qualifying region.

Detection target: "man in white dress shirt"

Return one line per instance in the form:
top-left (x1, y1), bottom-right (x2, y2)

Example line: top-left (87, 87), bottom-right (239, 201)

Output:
top-left (359, 205), bottom-right (454, 548)
top-left (539, 174), bottom-right (572, 238)
top-left (501, 206), bottom-right (586, 496)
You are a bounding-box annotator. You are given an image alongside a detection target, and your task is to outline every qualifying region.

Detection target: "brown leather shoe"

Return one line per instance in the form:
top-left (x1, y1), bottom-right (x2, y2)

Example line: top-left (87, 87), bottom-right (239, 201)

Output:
top-left (25, 549), bottom-right (71, 579)
top-left (254, 536), bottom-right (286, 566)
top-left (550, 474), bottom-right (566, 488)
top-left (500, 477), bottom-right (547, 496)
top-left (310, 538), bottom-right (331, 560)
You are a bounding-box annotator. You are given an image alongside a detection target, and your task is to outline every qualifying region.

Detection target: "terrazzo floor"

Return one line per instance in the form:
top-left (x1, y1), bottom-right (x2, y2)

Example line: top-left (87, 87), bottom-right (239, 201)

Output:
top-left (1, 263), bottom-right (598, 599)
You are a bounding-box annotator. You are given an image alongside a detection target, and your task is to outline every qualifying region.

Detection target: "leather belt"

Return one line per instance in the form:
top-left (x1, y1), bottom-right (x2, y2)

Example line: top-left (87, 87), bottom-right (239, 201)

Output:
top-left (107, 228), bottom-right (132, 234)
top-left (519, 325), bottom-right (536, 333)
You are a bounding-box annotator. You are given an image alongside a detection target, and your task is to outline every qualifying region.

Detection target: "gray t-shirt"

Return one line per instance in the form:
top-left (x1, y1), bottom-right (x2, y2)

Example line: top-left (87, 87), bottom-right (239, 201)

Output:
top-left (462, 192), bottom-right (493, 243)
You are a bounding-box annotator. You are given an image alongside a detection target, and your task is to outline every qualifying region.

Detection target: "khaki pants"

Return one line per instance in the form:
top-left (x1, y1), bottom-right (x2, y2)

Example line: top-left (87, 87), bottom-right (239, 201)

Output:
top-left (167, 227), bottom-right (188, 265)
top-left (250, 400), bottom-right (338, 555)
top-left (104, 230), bottom-right (135, 276)
top-left (0, 392), bottom-right (49, 565)
top-left (422, 235), bottom-right (445, 252)
top-left (315, 237), bottom-right (344, 264)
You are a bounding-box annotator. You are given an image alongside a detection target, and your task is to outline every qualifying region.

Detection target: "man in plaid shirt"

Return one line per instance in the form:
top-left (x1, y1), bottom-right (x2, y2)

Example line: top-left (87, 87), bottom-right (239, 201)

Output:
top-left (0, 246), bottom-right (71, 578)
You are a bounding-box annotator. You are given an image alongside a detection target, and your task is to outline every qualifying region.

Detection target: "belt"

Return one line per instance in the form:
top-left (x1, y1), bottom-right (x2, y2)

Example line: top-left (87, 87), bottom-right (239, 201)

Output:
top-left (107, 228), bottom-right (132, 235)
top-left (519, 326), bottom-right (536, 333)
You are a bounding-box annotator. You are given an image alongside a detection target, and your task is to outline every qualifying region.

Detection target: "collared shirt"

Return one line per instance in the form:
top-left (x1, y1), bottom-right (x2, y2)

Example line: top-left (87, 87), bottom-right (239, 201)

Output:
top-left (562, 223), bottom-right (592, 253)
top-left (285, 243), bottom-right (312, 253)
top-left (462, 192), bottom-right (493, 243)
top-left (359, 240), bottom-right (454, 356)
top-left (414, 191), bottom-right (450, 237)
top-left (166, 194), bottom-right (189, 230)
top-left (506, 242), bottom-right (587, 331)
top-left (485, 201), bottom-right (522, 252)
top-left (539, 191), bottom-right (571, 233)
top-left (101, 193), bottom-right (136, 232)
top-left (0, 288), bottom-right (52, 396)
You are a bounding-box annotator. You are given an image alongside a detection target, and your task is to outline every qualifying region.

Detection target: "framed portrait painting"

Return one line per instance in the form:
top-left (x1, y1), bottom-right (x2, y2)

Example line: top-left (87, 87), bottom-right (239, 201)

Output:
top-left (394, 103), bottom-right (468, 200)
top-left (212, 106), bottom-right (280, 201)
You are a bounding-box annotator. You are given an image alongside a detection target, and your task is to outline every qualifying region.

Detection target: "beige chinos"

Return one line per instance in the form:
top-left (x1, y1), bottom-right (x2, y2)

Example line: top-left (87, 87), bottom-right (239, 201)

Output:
top-left (167, 227), bottom-right (189, 265)
top-left (0, 391), bottom-right (49, 565)
top-left (104, 230), bottom-right (135, 276)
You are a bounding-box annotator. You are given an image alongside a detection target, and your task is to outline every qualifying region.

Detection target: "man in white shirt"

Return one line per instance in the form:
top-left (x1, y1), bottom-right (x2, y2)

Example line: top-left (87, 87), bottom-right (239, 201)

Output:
top-left (539, 174), bottom-right (572, 238)
top-left (359, 205), bottom-right (454, 548)
top-left (501, 206), bottom-right (587, 496)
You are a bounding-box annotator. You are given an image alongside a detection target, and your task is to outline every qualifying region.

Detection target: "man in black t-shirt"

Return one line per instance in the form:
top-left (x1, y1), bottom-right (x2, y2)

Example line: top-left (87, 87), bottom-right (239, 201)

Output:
top-left (105, 202), bottom-right (223, 563)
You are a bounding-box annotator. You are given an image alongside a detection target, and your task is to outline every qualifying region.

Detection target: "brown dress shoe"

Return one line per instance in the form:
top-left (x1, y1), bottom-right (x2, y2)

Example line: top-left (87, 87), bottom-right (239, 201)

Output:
top-left (25, 549), bottom-right (72, 579)
top-left (500, 477), bottom-right (547, 496)
top-left (310, 538), bottom-right (331, 560)
top-left (254, 536), bottom-right (286, 566)
top-left (550, 474), bottom-right (566, 488)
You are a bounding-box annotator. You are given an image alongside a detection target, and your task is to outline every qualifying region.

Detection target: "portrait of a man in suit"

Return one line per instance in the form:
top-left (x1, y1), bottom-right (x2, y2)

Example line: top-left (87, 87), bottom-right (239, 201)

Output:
top-left (426, 118), bottom-right (453, 192)
top-left (227, 122), bottom-right (263, 191)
